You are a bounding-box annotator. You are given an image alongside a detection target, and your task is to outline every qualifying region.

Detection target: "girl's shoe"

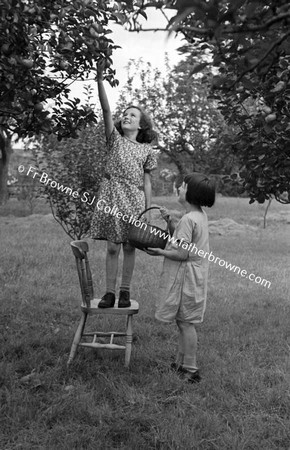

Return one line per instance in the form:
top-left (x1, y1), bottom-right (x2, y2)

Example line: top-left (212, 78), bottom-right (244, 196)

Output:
top-left (118, 290), bottom-right (131, 308)
top-left (98, 292), bottom-right (115, 308)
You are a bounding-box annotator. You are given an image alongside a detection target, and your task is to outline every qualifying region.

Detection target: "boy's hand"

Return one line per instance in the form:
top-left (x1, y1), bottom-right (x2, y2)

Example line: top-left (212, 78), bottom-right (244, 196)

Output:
top-left (143, 211), bottom-right (151, 223)
top-left (145, 247), bottom-right (163, 256)
top-left (159, 207), bottom-right (170, 222)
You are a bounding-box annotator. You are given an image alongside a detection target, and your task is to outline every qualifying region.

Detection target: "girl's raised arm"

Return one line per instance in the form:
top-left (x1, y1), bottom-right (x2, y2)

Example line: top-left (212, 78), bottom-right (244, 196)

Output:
top-left (97, 64), bottom-right (114, 140)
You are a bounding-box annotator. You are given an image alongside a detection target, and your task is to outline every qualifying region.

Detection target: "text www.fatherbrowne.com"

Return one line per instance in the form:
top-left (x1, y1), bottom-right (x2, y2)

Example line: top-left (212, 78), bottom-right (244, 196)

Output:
top-left (19, 166), bottom-right (271, 289)
top-left (149, 225), bottom-right (271, 289)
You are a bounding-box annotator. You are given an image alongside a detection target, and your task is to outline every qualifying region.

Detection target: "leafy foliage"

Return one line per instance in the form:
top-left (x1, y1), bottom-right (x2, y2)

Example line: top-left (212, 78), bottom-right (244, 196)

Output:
top-left (211, 53), bottom-right (290, 204)
top-left (36, 124), bottom-right (106, 239)
top-left (132, 0), bottom-right (290, 203)
top-left (1, 0), bottom-right (120, 137)
top-left (0, 0), bottom-right (142, 203)
top-left (116, 57), bottom-right (238, 187)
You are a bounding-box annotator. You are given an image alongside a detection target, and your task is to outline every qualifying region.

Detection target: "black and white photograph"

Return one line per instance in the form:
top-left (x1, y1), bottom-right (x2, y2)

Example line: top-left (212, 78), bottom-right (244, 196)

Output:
top-left (1, 0), bottom-right (290, 448)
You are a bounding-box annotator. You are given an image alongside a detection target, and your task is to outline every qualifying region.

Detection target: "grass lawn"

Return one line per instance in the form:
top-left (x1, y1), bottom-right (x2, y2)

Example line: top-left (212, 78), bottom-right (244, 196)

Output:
top-left (0, 196), bottom-right (290, 449)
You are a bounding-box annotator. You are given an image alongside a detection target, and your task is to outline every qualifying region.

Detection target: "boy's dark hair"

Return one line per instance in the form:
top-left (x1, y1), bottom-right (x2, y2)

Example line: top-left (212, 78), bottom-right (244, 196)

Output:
top-left (115, 105), bottom-right (158, 144)
top-left (184, 172), bottom-right (216, 207)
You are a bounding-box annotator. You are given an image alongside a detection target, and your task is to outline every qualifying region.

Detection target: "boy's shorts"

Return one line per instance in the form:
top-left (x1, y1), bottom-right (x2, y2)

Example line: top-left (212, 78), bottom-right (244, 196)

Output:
top-left (155, 291), bottom-right (206, 324)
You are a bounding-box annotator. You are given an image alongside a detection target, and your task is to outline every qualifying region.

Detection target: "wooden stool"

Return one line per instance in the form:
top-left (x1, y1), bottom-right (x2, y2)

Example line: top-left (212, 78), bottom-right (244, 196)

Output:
top-left (68, 240), bottom-right (139, 367)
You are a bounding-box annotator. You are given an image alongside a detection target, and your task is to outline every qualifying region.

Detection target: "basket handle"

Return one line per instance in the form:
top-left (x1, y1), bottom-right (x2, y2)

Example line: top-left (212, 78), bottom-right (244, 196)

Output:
top-left (137, 206), bottom-right (166, 222)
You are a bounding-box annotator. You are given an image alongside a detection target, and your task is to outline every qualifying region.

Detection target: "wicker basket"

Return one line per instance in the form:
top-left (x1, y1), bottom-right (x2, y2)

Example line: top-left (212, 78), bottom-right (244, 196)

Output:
top-left (128, 206), bottom-right (168, 250)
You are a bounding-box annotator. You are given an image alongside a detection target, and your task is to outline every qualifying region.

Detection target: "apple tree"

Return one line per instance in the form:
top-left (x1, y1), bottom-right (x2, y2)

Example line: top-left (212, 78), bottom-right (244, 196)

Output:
top-left (0, 0), bottom-right (142, 204)
top-left (115, 57), bottom-right (238, 190)
top-left (34, 120), bottom-right (107, 239)
top-left (132, 0), bottom-right (290, 203)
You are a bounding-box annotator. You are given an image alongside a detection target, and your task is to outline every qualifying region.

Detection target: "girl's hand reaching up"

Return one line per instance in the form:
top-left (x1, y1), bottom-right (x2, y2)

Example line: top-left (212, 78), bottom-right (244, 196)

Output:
top-left (96, 59), bottom-right (113, 138)
top-left (97, 60), bottom-right (106, 80)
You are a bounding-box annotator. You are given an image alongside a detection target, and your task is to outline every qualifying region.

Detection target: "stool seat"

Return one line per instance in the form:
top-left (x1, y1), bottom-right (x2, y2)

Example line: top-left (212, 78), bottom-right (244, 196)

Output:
top-left (68, 240), bottom-right (139, 368)
top-left (82, 298), bottom-right (139, 315)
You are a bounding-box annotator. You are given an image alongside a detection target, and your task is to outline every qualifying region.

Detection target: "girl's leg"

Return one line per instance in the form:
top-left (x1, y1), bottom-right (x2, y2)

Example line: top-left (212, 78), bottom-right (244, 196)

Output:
top-left (106, 241), bottom-right (121, 294)
top-left (120, 242), bottom-right (136, 293)
top-left (118, 243), bottom-right (135, 307)
top-left (176, 320), bottom-right (198, 372)
top-left (99, 242), bottom-right (121, 308)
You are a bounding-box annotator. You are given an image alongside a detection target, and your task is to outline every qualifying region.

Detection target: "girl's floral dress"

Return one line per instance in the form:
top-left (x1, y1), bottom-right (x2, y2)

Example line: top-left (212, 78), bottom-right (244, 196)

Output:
top-left (90, 127), bottom-right (157, 243)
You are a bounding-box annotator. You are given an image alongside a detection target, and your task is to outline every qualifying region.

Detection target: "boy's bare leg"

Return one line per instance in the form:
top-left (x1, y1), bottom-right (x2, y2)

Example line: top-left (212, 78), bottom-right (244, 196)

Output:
top-left (176, 321), bottom-right (198, 371)
top-left (175, 332), bottom-right (184, 367)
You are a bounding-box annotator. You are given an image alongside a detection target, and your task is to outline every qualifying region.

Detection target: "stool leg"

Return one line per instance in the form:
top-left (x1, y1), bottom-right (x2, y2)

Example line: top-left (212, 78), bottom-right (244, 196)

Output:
top-left (125, 315), bottom-right (133, 368)
top-left (67, 311), bottom-right (87, 365)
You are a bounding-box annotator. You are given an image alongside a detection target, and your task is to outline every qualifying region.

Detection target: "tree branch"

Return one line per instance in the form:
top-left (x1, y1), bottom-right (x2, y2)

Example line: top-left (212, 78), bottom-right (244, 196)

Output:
top-left (160, 7), bottom-right (171, 24)
top-left (128, 27), bottom-right (169, 32)
top-left (226, 11), bottom-right (290, 34)
top-left (135, 10), bottom-right (290, 36)
top-left (0, 108), bottom-right (23, 117)
top-left (48, 197), bottom-right (75, 239)
top-left (233, 30), bottom-right (290, 86)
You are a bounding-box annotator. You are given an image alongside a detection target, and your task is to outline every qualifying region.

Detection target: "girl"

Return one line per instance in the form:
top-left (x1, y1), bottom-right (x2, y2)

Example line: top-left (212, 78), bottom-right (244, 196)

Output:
top-left (146, 173), bottom-right (215, 383)
top-left (90, 64), bottom-right (157, 309)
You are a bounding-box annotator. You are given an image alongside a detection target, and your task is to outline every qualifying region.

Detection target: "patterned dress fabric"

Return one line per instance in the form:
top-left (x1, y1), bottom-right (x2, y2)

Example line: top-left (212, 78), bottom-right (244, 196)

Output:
top-left (90, 127), bottom-right (157, 243)
top-left (155, 209), bottom-right (209, 324)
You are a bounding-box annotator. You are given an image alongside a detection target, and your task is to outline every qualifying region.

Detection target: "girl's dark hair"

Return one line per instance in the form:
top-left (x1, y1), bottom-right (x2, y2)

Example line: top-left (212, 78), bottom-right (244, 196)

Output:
top-left (115, 105), bottom-right (158, 144)
top-left (184, 172), bottom-right (216, 207)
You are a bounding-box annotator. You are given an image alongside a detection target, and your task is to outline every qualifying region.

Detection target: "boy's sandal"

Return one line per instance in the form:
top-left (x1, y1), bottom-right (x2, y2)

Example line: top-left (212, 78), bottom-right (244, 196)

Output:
top-left (182, 369), bottom-right (201, 384)
top-left (170, 362), bottom-right (186, 373)
top-left (171, 363), bottom-right (201, 383)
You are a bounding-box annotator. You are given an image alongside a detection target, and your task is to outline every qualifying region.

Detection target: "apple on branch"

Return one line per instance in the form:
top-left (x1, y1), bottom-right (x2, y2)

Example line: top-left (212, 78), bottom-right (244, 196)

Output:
top-left (34, 103), bottom-right (43, 112)
top-left (265, 113), bottom-right (277, 123)
top-left (19, 58), bottom-right (34, 69)
top-left (59, 60), bottom-right (70, 70)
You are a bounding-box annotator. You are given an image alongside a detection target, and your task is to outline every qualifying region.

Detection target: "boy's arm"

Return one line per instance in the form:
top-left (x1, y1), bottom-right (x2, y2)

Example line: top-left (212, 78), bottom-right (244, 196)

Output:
top-left (167, 218), bottom-right (175, 236)
top-left (97, 65), bottom-right (114, 140)
top-left (146, 214), bottom-right (193, 260)
top-left (146, 245), bottom-right (189, 261)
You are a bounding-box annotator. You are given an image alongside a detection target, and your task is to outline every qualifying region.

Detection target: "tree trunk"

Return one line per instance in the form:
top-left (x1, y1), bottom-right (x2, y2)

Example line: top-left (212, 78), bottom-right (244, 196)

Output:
top-left (263, 197), bottom-right (272, 229)
top-left (0, 131), bottom-right (12, 205)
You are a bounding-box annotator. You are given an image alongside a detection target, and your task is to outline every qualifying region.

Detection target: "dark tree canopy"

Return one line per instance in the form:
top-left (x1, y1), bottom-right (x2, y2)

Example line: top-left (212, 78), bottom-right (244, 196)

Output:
top-left (2, 0), bottom-right (290, 205)
top-left (129, 0), bottom-right (290, 203)
top-left (0, 0), bottom-right (137, 139)
top-left (0, 0), bottom-right (143, 203)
